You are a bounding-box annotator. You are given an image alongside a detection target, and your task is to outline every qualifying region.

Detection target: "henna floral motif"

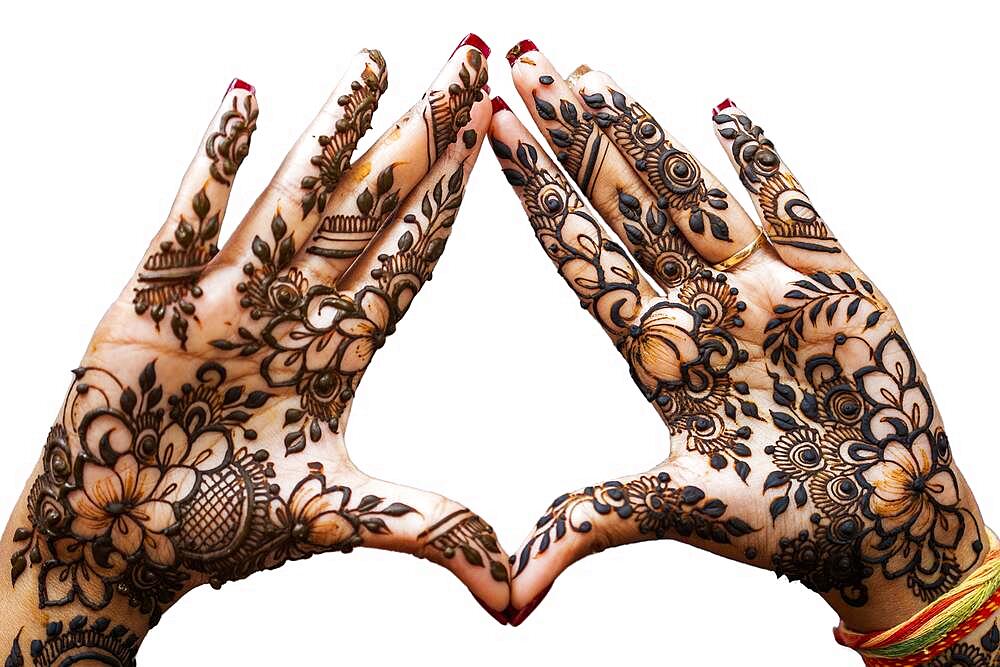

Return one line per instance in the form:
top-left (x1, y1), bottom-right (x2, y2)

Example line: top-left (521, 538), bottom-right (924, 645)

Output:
top-left (514, 472), bottom-right (755, 577)
top-left (9, 362), bottom-right (416, 626)
top-left (764, 331), bottom-right (984, 606)
top-left (213, 164), bottom-right (469, 453)
top-left (617, 192), bottom-right (704, 288)
top-left (300, 50), bottom-right (388, 218)
top-left (494, 137), bottom-right (758, 477)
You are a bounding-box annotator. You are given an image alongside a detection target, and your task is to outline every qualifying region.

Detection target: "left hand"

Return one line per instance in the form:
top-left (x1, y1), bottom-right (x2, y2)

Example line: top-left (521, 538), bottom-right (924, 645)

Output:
top-left (489, 41), bottom-right (988, 633)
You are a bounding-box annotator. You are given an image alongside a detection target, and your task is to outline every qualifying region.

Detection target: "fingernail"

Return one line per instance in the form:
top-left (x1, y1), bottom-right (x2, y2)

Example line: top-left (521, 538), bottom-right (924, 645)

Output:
top-left (453, 33), bottom-right (491, 59)
top-left (472, 593), bottom-right (508, 626)
top-left (483, 82), bottom-right (491, 94)
top-left (507, 584), bottom-right (553, 627)
top-left (506, 39), bottom-right (539, 66)
top-left (227, 78), bottom-right (255, 95)
top-left (491, 96), bottom-right (510, 114)
top-left (713, 98), bottom-right (736, 116)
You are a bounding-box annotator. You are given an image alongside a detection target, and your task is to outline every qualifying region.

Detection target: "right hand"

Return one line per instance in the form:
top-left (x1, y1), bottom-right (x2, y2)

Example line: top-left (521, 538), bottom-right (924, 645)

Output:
top-left (1, 34), bottom-right (508, 666)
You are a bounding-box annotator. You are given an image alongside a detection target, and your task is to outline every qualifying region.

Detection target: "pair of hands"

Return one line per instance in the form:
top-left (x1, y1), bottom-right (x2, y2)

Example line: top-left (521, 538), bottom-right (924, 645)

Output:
top-left (0, 33), bottom-right (988, 664)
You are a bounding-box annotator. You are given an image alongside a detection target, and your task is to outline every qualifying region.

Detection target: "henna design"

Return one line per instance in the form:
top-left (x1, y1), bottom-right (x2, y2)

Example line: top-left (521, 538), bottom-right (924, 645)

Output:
top-left (419, 509), bottom-right (508, 583)
top-left (764, 331), bottom-right (984, 606)
top-left (514, 473), bottom-right (755, 577)
top-left (5, 617), bottom-right (140, 667)
top-left (921, 620), bottom-right (1000, 666)
top-left (206, 93), bottom-right (258, 186)
top-left (132, 186), bottom-right (222, 348)
top-left (425, 49), bottom-right (487, 164)
top-left (131, 93), bottom-right (257, 348)
top-left (617, 191), bottom-right (705, 288)
top-left (712, 111), bottom-right (839, 253)
top-left (531, 78), bottom-right (607, 194)
top-left (763, 271), bottom-right (884, 378)
top-left (300, 50), bottom-right (388, 218)
top-left (214, 163), bottom-right (468, 452)
top-left (308, 165), bottom-right (400, 259)
top-left (495, 138), bottom-right (760, 479)
top-left (9, 362), bottom-right (417, 625)
top-left (583, 90), bottom-right (733, 242)
top-left (493, 137), bottom-right (642, 336)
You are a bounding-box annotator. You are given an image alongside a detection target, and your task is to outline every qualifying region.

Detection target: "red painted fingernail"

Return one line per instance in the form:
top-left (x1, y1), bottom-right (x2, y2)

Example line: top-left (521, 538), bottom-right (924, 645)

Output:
top-left (713, 98), bottom-right (736, 116)
top-left (491, 96), bottom-right (510, 114)
top-left (483, 82), bottom-right (491, 94)
top-left (472, 593), bottom-right (508, 626)
top-left (507, 39), bottom-right (539, 66)
top-left (227, 78), bottom-right (255, 95)
top-left (453, 33), bottom-right (491, 59)
top-left (507, 584), bottom-right (553, 627)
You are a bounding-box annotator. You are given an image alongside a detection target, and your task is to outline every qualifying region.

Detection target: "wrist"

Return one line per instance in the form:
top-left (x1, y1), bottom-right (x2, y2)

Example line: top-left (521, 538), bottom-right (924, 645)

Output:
top-left (834, 528), bottom-right (1000, 665)
top-left (2, 466), bottom-right (150, 665)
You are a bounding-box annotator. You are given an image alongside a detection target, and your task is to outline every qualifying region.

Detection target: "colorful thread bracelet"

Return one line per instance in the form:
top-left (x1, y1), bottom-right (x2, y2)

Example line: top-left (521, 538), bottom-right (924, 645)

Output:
top-left (834, 529), bottom-right (1000, 665)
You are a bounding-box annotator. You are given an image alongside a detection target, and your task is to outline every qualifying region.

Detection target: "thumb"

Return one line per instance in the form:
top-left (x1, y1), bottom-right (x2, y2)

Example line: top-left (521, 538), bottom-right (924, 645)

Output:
top-left (348, 474), bottom-right (512, 622)
top-left (508, 455), bottom-right (759, 625)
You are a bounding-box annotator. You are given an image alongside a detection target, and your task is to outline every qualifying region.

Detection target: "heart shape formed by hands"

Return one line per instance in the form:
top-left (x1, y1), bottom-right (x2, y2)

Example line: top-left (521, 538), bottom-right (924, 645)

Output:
top-left (1, 33), bottom-right (994, 667)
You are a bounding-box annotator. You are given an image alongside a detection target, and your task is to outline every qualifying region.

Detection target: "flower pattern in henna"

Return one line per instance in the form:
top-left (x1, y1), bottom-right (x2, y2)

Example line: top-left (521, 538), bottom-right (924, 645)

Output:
top-left (212, 163), bottom-right (469, 453)
top-left (9, 362), bottom-right (417, 627)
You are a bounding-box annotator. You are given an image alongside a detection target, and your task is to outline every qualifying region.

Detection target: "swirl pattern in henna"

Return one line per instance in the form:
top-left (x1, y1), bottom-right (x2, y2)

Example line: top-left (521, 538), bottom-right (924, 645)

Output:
top-left (712, 111), bottom-right (838, 254)
top-left (582, 90), bottom-right (733, 243)
top-left (492, 137), bottom-right (766, 575)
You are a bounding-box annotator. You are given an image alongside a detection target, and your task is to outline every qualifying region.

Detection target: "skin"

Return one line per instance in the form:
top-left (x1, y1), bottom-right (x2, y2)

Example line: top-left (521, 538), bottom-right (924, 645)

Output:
top-left (490, 43), bottom-right (996, 661)
top-left (0, 41), bottom-right (509, 665)
top-left (1, 35), bottom-right (995, 667)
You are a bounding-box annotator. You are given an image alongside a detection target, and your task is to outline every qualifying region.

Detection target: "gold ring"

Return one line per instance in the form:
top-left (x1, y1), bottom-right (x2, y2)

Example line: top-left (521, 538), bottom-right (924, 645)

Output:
top-left (711, 231), bottom-right (766, 272)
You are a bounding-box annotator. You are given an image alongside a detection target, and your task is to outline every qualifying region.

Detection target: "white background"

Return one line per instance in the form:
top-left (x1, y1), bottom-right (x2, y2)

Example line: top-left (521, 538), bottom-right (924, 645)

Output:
top-left (1, 1), bottom-right (997, 664)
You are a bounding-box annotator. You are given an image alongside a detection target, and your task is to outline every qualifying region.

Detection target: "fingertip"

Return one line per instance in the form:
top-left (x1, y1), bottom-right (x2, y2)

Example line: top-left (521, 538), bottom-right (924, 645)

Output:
top-left (454, 33), bottom-right (491, 60)
top-left (491, 96), bottom-right (510, 114)
top-left (506, 39), bottom-right (538, 66)
top-left (507, 583), bottom-right (553, 626)
top-left (713, 97), bottom-right (737, 117)
top-left (472, 592), bottom-right (509, 626)
top-left (226, 77), bottom-right (255, 95)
